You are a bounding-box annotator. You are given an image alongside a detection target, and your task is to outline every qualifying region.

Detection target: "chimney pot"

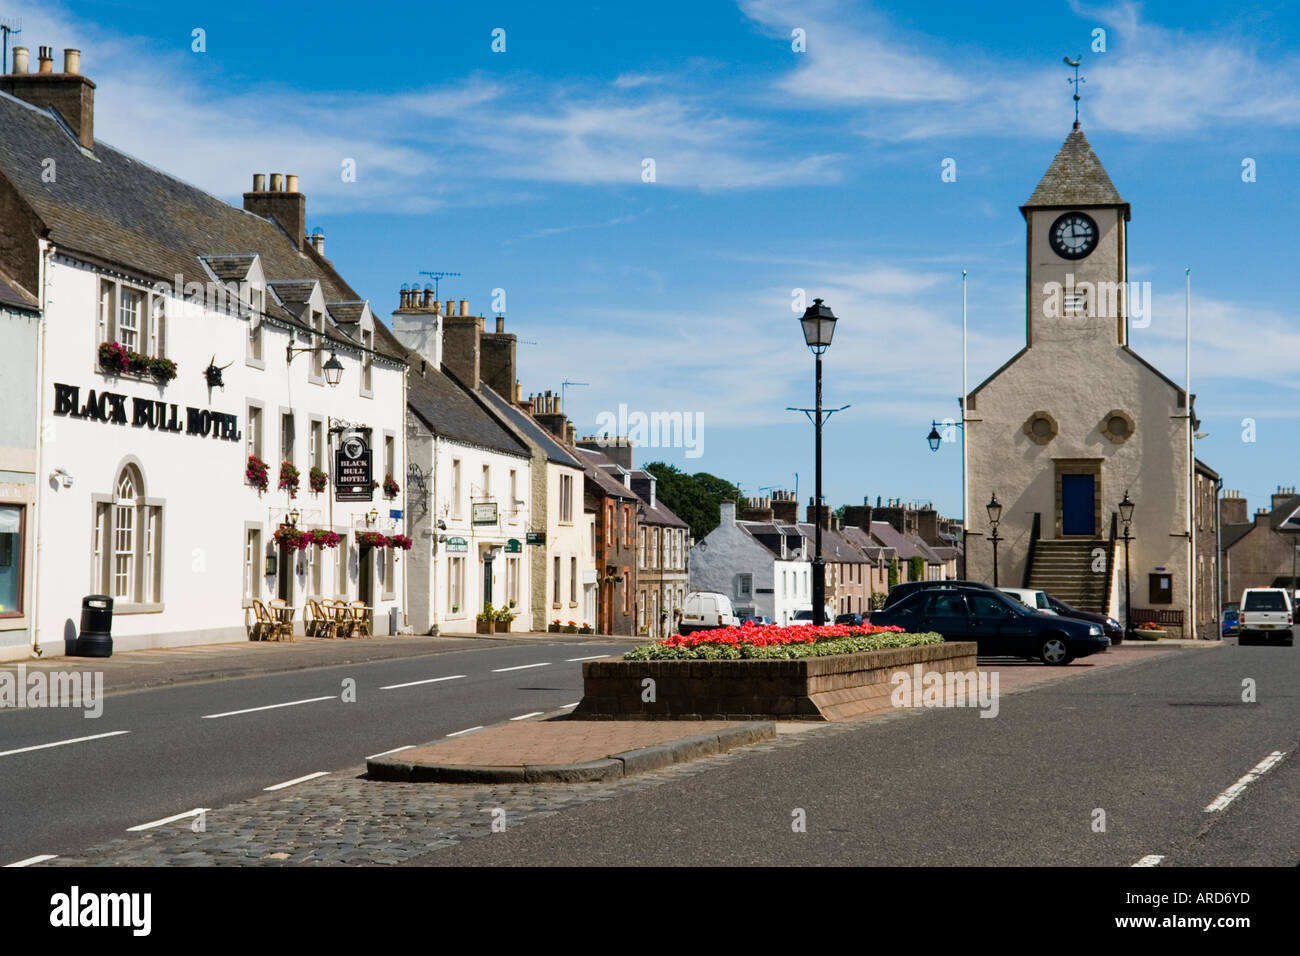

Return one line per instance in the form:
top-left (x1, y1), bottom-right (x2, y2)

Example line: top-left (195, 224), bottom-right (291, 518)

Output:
top-left (269, 172), bottom-right (283, 192)
top-left (12, 47), bottom-right (28, 74)
top-left (495, 315), bottom-right (504, 333)
top-left (252, 173), bottom-right (265, 191)
top-left (431, 298), bottom-right (441, 314)
top-left (63, 48), bottom-right (80, 74)
top-left (445, 301), bottom-right (454, 316)
top-left (309, 228), bottom-right (324, 255)
top-left (421, 288), bottom-right (434, 309)
top-left (459, 299), bottom-right (468, 317)
top-left (286, 173), bottom-right (299, 193)
top-left (513, 382), bottom-right (522, 403)
top-left (38, 46), bottom-right (53, 72)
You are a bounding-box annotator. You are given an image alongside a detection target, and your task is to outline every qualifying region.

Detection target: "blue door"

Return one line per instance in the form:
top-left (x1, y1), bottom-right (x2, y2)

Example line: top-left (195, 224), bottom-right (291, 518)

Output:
top-left (1061, 474), bottom-right (1096, 535)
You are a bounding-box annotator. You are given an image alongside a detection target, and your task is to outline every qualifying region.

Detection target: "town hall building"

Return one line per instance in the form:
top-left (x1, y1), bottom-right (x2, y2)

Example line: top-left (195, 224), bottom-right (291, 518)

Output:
top-left (963, 121), bottom-right (1219, 639)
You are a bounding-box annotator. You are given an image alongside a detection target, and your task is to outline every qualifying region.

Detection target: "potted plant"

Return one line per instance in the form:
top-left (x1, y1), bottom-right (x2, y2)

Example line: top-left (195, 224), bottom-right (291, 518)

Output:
top-left (246, 455), bottom-right (269, 494)
top-left (548, 619), bottom-right (561, 633)
top-left (492, 605), bottom-right (514, 633)
top-left (578, 622), bottom-right (594, 635)
top-left (357, 531), bottom-right (388, 550)
top-left (476, 604), bottom-right (495, 635)
top-left (383, 474), bottom-right (401, 498)
top-left (278, 461), bottom-right (301, 499)
top-left (1131, 622), bottom-right (1167, 641)
top-left (127, 351), bottom-right (151, 375)
top-left (149, 356), bottom-right (178, 383)
top-left (562, 619), bottom-right (579, 634)
top-left (98, 341), bottom-right (130, 374)
top-left (308, 529), bottom-right (340, 549)
top-left (309, 467), bottom-right (328, 494)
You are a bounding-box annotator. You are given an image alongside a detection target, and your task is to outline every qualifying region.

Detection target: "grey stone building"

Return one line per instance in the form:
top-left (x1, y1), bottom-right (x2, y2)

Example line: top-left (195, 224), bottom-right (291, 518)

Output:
top-left (1221, 487), bottom-right (1300, 603)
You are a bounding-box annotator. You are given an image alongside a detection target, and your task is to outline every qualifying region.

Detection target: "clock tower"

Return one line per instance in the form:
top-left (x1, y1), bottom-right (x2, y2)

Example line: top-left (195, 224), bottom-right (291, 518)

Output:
top-left (1021, 124), bottom-right (1131, 349)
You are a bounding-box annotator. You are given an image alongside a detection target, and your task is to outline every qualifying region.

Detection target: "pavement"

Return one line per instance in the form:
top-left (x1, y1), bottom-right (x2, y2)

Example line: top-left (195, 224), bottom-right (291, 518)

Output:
top-left (14, 637), bottom-right (1255, 867)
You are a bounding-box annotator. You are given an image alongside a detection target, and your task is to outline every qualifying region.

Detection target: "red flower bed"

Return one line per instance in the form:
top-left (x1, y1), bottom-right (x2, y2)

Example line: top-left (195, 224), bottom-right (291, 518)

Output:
top-left (661, 620), bottom-right (903, 649)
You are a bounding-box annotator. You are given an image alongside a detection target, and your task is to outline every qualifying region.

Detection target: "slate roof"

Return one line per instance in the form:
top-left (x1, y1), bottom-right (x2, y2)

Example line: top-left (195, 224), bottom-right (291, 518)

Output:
top-left (404, 363), bottom-right (529, 457)
top-left (476, 385), bottom-right (584, 469)
top-left (328, 302), bottom-right (366, 326)
top-left (0, 265), bottom-right (37, 311)
top-left (868, 521), bottom-right (926, 561)
top-left (1023, 126), bottom-right (1127, 212)
top-left (793, 523), bottom-right (867, 563)
top-left (1270, 497), bottom-right (1300, 533)
top-left (0, 89), bottom-right (403, 358)
top-left (628, 471), bottom-right (688, 529)
top-left (1221, 523), bottom-right (1253, 550)
top-left (200, 253), bottom-right (258, 282)
top-left (575, 448), bottom-right (638, 500)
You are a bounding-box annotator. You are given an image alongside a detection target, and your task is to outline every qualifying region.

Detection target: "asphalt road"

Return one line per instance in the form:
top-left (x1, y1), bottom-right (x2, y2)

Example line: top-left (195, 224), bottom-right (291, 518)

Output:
top-left (424, 640), bottom-right (1298, 866)
top-left (0, 639), bottom-right (625, 865)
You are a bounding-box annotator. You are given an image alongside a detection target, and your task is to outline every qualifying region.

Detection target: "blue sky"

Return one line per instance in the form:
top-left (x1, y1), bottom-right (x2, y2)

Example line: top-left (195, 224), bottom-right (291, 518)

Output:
top-left (20, 0), bottom-right (1300, 520)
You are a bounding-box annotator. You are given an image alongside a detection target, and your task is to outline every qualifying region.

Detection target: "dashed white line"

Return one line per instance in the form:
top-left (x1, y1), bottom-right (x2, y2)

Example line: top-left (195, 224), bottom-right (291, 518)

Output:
top-left (1204, 751), bottom-right (1287, 812)
top-left (566, 655), bottom-right (609, 662)
top-left (127, 808), bottom-right (209, 832)
top-left (201, 696), bottom-right (335, 719)
top-left (510, 711), bottom-right (544, 721)
top-left (367, 745), bottom-right (415, 760)
top-left (4, 854), bottom-right (57, 867)
top-left (491, 662), bottom-right (551, 673)
top-left (1132, 855), bottom-right (1165, 867)
top-left (264, 771), bottom-right (330, 791)
top-left (446, 726), bottom-right (483, 737)
top-left (380, 674), bottom-right (465, 691)
top-left (0, 730), bottom-right (130, 759)
top-left (563, 702), bottom-right (580, 708)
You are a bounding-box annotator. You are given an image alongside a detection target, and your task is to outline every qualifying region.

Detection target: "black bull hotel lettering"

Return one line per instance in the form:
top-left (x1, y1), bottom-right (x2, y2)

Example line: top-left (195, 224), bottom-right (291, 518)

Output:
top-left (53, 383), bottom-right (240, 442)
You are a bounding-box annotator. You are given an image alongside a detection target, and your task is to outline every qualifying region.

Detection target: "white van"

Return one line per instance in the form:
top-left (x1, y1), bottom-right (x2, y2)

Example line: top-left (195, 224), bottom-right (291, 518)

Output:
top-left (999, 588), bottom-right (1057, 614)
top-left (679, 591), bottom-right (737, 634)
top-left (1238, 588), bottom-right (1294, 646)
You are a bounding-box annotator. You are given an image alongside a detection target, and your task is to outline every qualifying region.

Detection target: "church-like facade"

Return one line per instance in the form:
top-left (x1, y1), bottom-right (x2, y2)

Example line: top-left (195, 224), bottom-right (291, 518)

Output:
top-left (964, 123), bottom-right (1220, 639)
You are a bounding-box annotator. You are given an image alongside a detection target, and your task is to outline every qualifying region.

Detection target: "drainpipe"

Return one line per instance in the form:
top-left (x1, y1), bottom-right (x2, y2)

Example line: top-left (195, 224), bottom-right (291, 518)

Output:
top-left (30, 240), bottom-right (52, 657)
top-left (1215, 476), bottom-right (1222, 641)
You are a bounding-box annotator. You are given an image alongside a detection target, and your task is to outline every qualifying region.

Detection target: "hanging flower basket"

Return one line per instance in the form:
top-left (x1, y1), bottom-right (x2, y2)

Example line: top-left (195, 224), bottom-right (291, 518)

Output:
top-left (246, 455), bottom-right (270, 494)
top-left (273, 525), bottom-right (309, 550)
top-left (278, 461), bottom-right (301, 499)
top-left (309, 466), bottom-right (328, 494)
top-left (308, 529), bottom-right (340, 549)
top-left (358, 531), bottom-right (388, 549)
top-left (383, 475), bottom-right (401, 498)
top-left (388, 533), bottom-right (413, 551)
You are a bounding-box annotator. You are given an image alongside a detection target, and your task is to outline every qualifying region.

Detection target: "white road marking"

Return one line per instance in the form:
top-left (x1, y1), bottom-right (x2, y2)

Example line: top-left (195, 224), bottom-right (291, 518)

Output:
top-left (510, 712), bottom-right (544, 721)
top-left (264, 771), bottom-right (330, 791)
top-left (446, 726), bottom-right (483, 737)
top-left (0, 730), bottom-right (130, 759)
top-left (1132, 855), bottom-right (1165, 867)
top-left (379, 674), bottom-right (465, 690)
top-left (1204, 751), bottom-right (1287, 812)
top-left (127, 808), bottom-right (209, 832)
top-left (201, 696), bottom-right (335, 719)
top-left (565, 655), bottom-right (609, 662)
top-left (491, 662), bottom-right (550, 672)
top-left (563, 702), bottom-right (580, 708)
top-left (367, 745), bottom-right (415, 760)
top-left (4, 854), bottom-right (57, 867)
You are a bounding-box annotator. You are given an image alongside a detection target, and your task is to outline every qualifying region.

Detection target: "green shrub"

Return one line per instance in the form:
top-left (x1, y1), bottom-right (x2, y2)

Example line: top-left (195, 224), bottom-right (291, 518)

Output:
top-left (887, 558), bottom-right (899, 588)
top-left (909, 555), bottom-right (924, 582)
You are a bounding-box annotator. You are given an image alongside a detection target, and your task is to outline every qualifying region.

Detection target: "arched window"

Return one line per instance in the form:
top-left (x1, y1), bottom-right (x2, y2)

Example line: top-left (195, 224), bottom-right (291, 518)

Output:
top-left (94, 462), bottom-right (162, 605)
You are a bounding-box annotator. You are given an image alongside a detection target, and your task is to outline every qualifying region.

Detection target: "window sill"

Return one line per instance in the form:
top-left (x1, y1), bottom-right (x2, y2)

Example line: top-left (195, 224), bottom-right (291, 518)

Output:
top-left (113, 603), bottom-right (165, 615)
top-left (0, 616), bottom-right (29, 630)
top-left (245, 356), bottom-right (266, 371)
top-left (359, 388), bottom-right (374, 400)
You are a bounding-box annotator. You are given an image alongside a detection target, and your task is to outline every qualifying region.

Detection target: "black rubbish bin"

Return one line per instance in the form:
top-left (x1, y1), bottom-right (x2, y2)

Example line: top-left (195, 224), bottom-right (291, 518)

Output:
top-left (75, 594), bottom-right (114, 657)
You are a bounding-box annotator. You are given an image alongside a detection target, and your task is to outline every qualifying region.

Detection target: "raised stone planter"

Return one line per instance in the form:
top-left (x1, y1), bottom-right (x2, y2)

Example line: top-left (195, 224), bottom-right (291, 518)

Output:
top-left (572, 640), bottom-right (978, 721)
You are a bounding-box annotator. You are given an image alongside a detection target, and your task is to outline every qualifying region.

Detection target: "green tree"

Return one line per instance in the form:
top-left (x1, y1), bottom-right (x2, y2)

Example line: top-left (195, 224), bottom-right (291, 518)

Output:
top-left (888, 558), bottom-right (899, 588)
top-left (644, 462), bottom-right (745, 542)
top-left (909, 555), bottom-right (925, 582)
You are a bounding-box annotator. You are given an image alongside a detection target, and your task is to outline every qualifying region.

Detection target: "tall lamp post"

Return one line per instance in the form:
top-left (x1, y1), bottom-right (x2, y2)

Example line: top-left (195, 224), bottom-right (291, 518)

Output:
top-left (1119, 491), bottom-right (1135, 637)
top-left (798, 298), bottom-right (838, 626)
top-left (986, 493), bottom-right (1002, 587)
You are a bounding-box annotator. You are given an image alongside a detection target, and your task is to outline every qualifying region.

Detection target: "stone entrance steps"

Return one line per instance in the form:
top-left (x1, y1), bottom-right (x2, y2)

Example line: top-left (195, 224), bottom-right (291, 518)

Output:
top-left (1027, 538), bottom-right (1113, 612)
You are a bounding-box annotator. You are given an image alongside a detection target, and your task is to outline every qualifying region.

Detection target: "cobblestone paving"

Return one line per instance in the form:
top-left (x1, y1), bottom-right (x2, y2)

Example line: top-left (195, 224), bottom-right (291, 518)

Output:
top-left (46, 721), bottom-right (873, 866)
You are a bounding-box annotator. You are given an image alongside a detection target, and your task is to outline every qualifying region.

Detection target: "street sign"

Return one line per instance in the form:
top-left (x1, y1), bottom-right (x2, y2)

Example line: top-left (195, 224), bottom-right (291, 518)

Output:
top-left (335, 434), bottom-right (373, 502)
top-left (446, 536), bottom-right (468, 553)
top-left (505, 538), bottom-right (522, 553)
top-left (472, 502), bottom-right (498, 525)
top-left (526, 531), bottom-right (545, 546)
top-left (389, 509), bottom-right (403, 519)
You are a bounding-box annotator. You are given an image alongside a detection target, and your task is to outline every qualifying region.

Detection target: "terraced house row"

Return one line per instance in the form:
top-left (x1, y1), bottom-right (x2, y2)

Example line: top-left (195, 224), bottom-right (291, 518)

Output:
top-left (0, 44), bottom-right (684, 659)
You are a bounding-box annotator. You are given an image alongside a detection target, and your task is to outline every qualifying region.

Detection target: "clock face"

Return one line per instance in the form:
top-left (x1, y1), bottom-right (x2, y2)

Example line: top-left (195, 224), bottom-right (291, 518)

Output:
top-left (1049, 211), bottom-right (1098, 260)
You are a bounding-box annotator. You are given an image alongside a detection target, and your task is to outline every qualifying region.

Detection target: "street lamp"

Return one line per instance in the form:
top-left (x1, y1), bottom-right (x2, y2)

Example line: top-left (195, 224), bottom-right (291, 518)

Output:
top-left (927, 417), bottom-right (967, 577)
top-left (1119, 490), bottom-right (1135, 637)
top-left (986, 493), bottom-right (1002, 587)
top-left (800, 298), bottom-right (837, 626)
top-left (286, 342), bottom-right (345, 387)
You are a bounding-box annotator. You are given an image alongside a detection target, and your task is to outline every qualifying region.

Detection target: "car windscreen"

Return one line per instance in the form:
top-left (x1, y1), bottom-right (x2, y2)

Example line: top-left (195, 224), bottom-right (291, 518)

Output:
top-left (1243, 592), bottom-right (1287, 611)
top-left (1035, 593), bottom-right (1052, 609)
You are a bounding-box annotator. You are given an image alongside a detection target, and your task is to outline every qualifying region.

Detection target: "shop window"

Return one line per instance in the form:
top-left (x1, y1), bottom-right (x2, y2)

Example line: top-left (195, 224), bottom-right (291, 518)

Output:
top-left (0, 505), bottom-right (25, 617)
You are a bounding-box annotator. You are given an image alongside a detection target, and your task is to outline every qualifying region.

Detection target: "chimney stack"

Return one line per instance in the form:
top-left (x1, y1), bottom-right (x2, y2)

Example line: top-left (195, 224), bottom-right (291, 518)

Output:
top-left (0, 43), bottom-right (97, 149)
top-left (495, 315), bottom-right (504, 333)
top-left (480, 311), bottom-right (516, 399)
top-left (243, 173), bottom-right (308, 251)
top-left (309, 228), bottom-right (325, 256)
top-left (441, 308), bottom-right (483, 390)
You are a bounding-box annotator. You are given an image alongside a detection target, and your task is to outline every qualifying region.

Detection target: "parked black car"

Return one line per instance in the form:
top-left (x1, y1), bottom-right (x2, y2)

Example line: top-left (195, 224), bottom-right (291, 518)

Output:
top-left (1043, 593), bottom-right (1124, 646)
top-left (869, 587), bottom-right (1109, 665)
top-left (835, 612), bottom-right (864, 626)
top-left (880, 579), bottom-right (1000, 611)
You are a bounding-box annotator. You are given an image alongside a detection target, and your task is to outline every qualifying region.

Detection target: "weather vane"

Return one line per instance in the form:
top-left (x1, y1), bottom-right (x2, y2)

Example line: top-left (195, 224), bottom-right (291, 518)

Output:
top-left (1064, 55), bottom-right (1084, 128)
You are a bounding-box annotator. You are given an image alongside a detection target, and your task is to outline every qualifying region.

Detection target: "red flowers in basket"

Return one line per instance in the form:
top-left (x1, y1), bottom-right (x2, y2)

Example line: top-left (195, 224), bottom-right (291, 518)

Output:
top-left (358, 531), bottom-right (388, 549)
top-left (383, 475), bottom-right (401, 498)
top-left (273, 525), bottom-right (310, 550)
top-left (308, 529), bottom-right (341, 549)
top-left (278, 461), bottom-right (301, 498)
top-left (246, 455), bottom-right (269, 494)
top-left (388, 534), bottom-right (413, 551)
top-left (309, 467), bottom-right (328, 494)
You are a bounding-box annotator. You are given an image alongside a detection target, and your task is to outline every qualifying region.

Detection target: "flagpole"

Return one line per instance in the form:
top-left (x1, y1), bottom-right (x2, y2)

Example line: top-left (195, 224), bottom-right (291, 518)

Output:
top-left (1186, 267), bottom-right (1194, 637)
top-left (961, 269), bottom-right (968, 580)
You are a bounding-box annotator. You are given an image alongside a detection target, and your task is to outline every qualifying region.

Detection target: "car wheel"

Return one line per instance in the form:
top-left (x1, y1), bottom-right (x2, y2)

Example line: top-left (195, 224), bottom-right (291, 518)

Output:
top-left (1039, 635), bottom-right (1073, 666)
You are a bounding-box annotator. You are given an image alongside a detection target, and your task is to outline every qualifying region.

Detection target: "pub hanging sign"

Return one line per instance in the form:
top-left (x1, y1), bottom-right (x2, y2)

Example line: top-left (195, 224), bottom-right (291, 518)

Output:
top-left (335, 434), bottom-right (373, 502)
